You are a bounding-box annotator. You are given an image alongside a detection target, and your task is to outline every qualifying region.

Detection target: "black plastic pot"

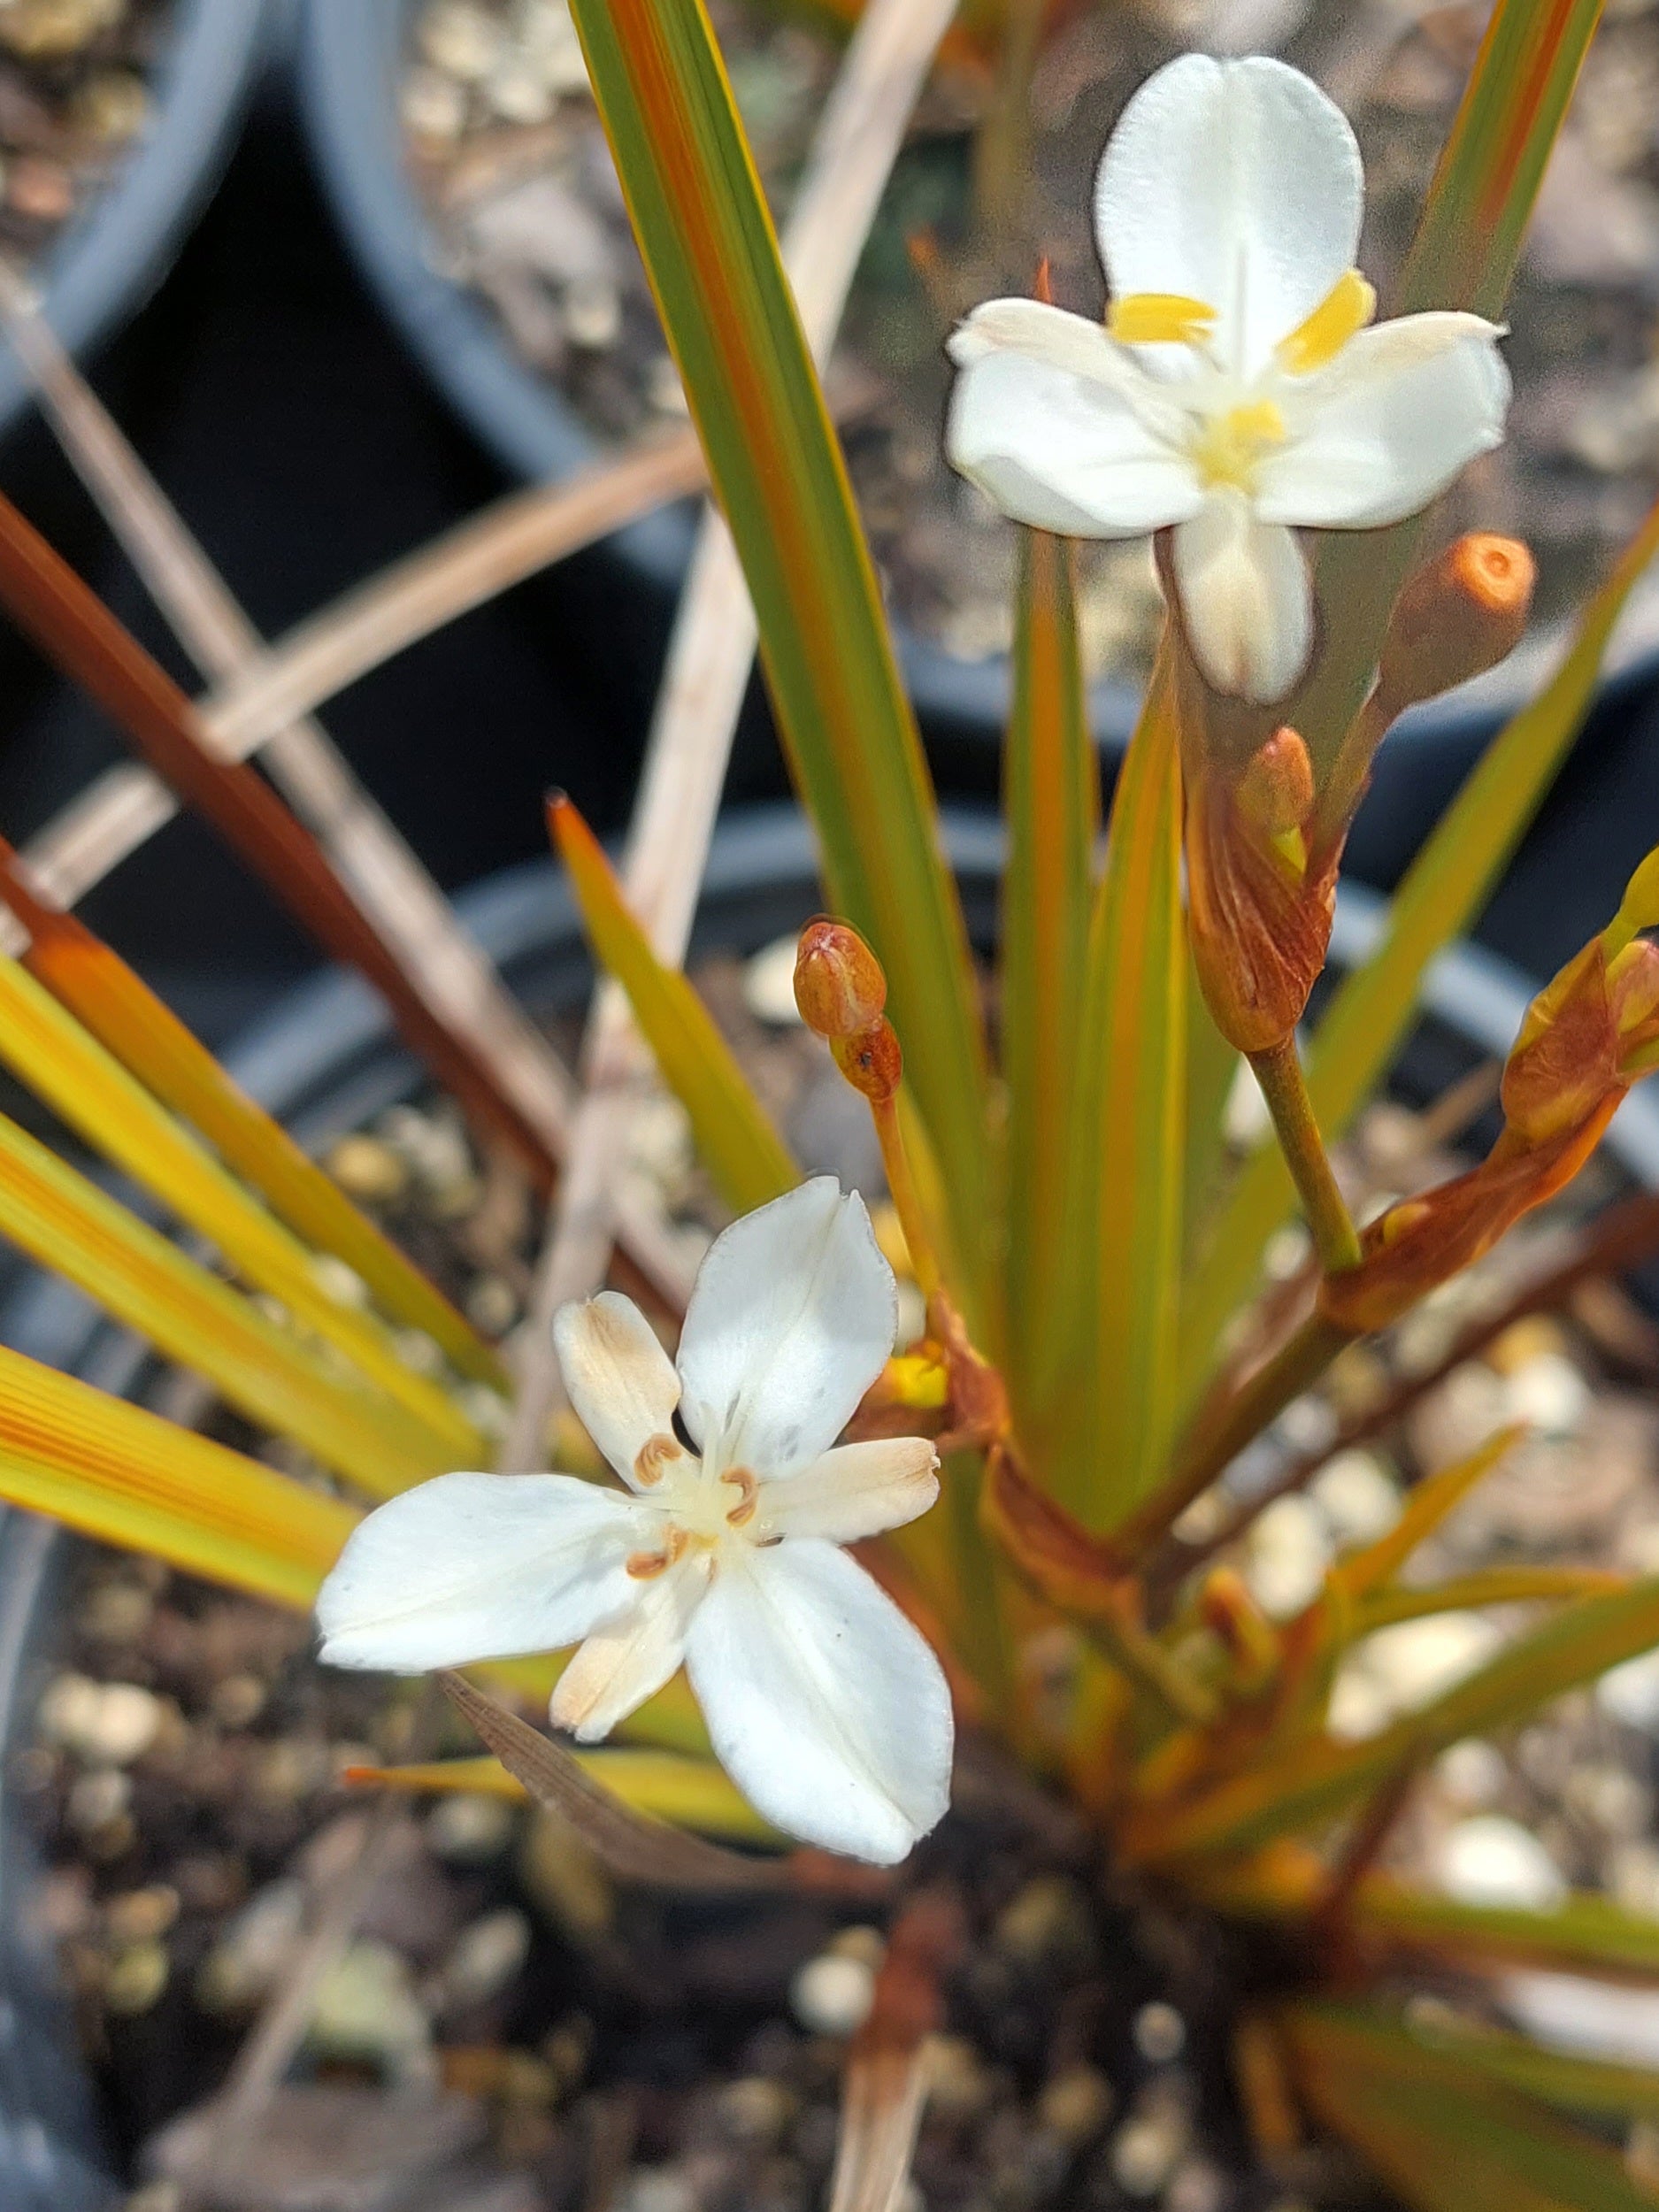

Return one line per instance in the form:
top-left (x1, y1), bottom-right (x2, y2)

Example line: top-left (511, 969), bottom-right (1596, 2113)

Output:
top-left (0, 0), bottom-right (272, 442)
top-left (4, 803), bottom-right (1658, 2199)
top-left (294, 0), bottom-right (1659, 883)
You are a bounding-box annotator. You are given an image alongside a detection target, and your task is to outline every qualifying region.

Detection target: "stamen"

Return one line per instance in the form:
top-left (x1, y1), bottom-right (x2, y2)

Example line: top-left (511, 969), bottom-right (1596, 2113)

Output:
top-left (634, 1432), bottom-right (686, 1486)
top-left (721, 1467), bottom-right (758, 1528)
top-left (1108, 291), bottom-right (1217, 347)
top-left (626, 1525), bottom-right (690, 1578)
top-left (1189, 401), bottom-right (1287, 492)
top-left (1276, 269), bottom-right (1375, 375)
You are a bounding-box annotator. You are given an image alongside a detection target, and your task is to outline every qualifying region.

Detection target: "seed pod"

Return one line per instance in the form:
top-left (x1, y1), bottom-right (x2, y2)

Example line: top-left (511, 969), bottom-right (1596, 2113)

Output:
top-left (794, 918), bottom-right (887, 1039)
top-left (1376, 534), bottom-right (1534, 716)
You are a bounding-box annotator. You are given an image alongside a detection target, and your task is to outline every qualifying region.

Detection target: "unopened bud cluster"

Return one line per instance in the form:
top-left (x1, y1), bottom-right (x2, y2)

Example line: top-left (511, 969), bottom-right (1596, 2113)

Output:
top-left (795, 919), bottom-right (902, 1105)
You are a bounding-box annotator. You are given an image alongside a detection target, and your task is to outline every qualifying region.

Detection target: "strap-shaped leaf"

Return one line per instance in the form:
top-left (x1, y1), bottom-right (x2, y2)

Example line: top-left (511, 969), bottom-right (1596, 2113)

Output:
top-left (1064, 662), bottom-right (1186, 1521)
top-left (1002, 532), bottom-right (1097, 1455)
top-left (0, 1340), bottom-right (357, 1608)
top-left (0, 849), bottom-right (503, 1388)
top-left (345, 1748), bottom-right (778, 1843)
top-left (549, 798), bottom-right (800, 1214)
top-left (0, 949), bottom-right (485, 1463)
top-left (1281, 2001), bottom-right (1655, 2212)
top-left (1185, 495), bottom-right (1659, 1379)
top-left (1353, 1884), bottom-right (1659, 1983)
top-left (559, 0), bottom-right (994, 1309)
top-left (0, 1109), bottom-right (445, 1497)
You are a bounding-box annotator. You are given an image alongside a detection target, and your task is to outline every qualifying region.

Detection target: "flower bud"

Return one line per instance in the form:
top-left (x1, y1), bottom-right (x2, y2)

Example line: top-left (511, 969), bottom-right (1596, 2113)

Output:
top-left (832, 1018), bottom-right (902, 1105)
top-left (1235, 726), bottom-right (1315, 841)
top-left (1375, 534), bottom-right (1534, 716)
top-left (794, 918), bottom-right (887, 1039)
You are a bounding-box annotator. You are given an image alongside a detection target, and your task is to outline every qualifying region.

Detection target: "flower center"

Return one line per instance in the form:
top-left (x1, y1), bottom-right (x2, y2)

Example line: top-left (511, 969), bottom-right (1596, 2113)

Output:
top-left (625, 1455), bottom-right (764, 1578)
top-left (1188, 400), bottom-right (1287, 493)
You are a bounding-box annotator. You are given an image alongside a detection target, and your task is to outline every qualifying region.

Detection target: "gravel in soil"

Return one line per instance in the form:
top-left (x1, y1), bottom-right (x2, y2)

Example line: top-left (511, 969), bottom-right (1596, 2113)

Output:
top-left (0, 0), bottom-right (168, 266)
top-left (16, 947), bottom-right (1659, 2208)
top-left (400, 0), bottom-right (1659, 688)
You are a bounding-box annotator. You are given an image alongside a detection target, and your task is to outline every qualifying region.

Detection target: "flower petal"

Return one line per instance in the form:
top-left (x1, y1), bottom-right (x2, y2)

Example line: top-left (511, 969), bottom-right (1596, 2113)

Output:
top-left (317, 1472), bottom-right (641, 1672)
top-left (1094, 54), bottom-right (1363, 379)
top-left (1171, 490), bottom-right (1311, 704)
top-left (759, 1437), bottom-right (940, 1544)
top-left (1255, 312), bottom-right (1511, 528)
top-left (555, 1290), bottom-right (691, 1490)
top-left (686, 1540), bottom-right (953, 1864)
top-left (550, 1551), bottom-right (713, 1740)
top-left (948, 348), bottom-right (1202, 538)
top-left (676, 1178), bottom-right (896, 1480)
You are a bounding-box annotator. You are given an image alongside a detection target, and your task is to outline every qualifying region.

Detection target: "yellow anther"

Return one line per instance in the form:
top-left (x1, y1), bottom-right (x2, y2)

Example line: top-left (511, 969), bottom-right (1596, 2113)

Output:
top-left (1108, 291), bottom-right (1217, 347)
top-left (1189, 400), bottom-right (1286, 492)
top-left (1276, 268), bottom-right (1376, 375)
top-left (634, 1432), bottom-right (686, 1486)
top-left (884, 1350), bottom-right (949, 1411)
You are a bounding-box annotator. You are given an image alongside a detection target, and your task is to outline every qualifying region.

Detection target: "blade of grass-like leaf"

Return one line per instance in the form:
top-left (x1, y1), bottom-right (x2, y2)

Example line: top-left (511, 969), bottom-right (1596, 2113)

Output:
top-left (561, 0), bottom-right (994, 1305)
top-left (1062, 656), bottom-right (1185, 1523)
top-left (1002, 530), bottom-right (1096, 1454)
top-left (503, 0), bottom-right (964, 1469)
top-left (1133, 1575), bottom-right (1659, 1862)
top-left (1183, 494), bottom-right (1659, 1383)
top-left (1292, 0), bottom-right (1605, 780)
top-left (0, 1340), bottom-right (357, 1608)
top-left (1354, 1565), bottom-right (1626, 1633)
top-left (1352, 1884), bottom-right (1659, 1982)
top-left (1183, 966), bottom-right (1240, 1266)
top-left (1395, 2016), bottom-right (1659, 2121)
top-left (0, 1109), bottom-right (446, 1497)
top-left (1281, 2001), bottom-right (1654, 2212)
top-left (548, 797), bottom-right (799, 1215)
top-left (346, 1750), bottom-right (779, 1843)
top-left (0, 841), bottom-right (503, 1388)
top-left (0, 949), bottom-right (485, 1463)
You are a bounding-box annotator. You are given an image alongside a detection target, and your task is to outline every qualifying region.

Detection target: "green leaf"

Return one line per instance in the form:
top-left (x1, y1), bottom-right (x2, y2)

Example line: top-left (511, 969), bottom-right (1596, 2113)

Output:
top-left (1404, 2018), bottom-right (1659, 2121)
top-left (1281, 2001), bottom-right (1655, 2212)
top-left (1136, 1575), bottom-right (1659, 1862)
top-left (1064, 658), bottom-right (1186, 1522)
top-left (1182, 963), bottom-right (1239, 1267)
top-left (1354, 1884), bottom-right (1659, 1983)
top-left (549, 797), bottom-right (800, 1215)
top-left (0, 949), bottom-right (486, 1464)
top-left (0, 1106), bottom-right (448, 1499)
top-left (560, 0), bottom-right (994, 1312)
top-left (7, 874), bottom-right (503, 1388)
top-left (1183, 495), bottom-right (1659, 1383)
top-left (0, 1339), bottom-right (358, 1609)
top-left (1002, 530), bottom-right (1097, 1453)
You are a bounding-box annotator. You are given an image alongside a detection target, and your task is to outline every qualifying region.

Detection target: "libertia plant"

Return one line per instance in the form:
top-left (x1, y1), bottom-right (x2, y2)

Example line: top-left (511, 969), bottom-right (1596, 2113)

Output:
top-left (6, 1), bottom-right (1659, 2206)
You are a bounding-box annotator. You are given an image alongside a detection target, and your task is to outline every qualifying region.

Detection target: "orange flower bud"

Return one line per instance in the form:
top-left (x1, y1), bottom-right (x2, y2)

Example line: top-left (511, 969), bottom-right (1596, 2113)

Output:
top-left (832, 1018), bottom-right (902, 1104)
top-left (1235, 726), bottom-right (1315, 841)
top-left (1376, 534), bottom-right (1534, 717)
top-left (794, 918), bottom-right (887, 1039)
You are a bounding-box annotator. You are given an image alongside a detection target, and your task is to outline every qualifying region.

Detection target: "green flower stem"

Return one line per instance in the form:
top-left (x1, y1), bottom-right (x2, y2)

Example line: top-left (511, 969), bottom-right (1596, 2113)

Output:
top-left (1250, 1036), bottom-right (1363, 1278)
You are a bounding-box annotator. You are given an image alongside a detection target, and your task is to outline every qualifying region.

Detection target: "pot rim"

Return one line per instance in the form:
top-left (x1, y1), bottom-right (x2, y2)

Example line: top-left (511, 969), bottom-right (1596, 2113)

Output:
top-left (0, 0), bottom-right (272, 445)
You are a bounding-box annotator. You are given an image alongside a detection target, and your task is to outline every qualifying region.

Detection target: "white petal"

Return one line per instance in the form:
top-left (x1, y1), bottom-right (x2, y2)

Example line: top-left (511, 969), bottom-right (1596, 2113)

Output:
top-left (759, 1437), bottom-right (940, 1545)
top-left (550, 1551), bottom-right (713, 1740)
top-left (317, 1472), bottom-right (641, 1672)
top-left (1255, 312), bottom-right (1511, 528)
top-left (949, 349), bottom-right (1202, 538)
top-left (1171, 491), bottom-right (1311, 704)
top-left (686, 1540), bottom-right (953, 1864)
top-left (676, 1178), bottom-right (896, 1480)
top-left (1094, 55), bottom-right (1363, 379)
top-left (555, 1290), bottom-right (690, 1490)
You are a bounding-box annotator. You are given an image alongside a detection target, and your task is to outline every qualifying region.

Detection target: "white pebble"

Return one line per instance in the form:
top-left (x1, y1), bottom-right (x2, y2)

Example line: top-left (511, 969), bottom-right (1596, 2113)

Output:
top-left (1361, 1613), bottom-right (1505, 1713)
top-left (743, 933), bottom-right (807, 1025)
top-left (442, 1908), bottom-right (531, 2005)
top-left (1434, 1739), bottom-right (1508, 1809)
top-left (1132, 2001), bottom-right (1185, 2063)
top-left (419, 0), bottom-right (503, 80)
top-left (1310, 1450), bottom-right (1400, 1547)
top-left (1502, 1352), bottom-right (1591, 1438)
top-left (1243, 1496), bottom-right (1332, 1620)
top-left (1437, 1816), bottom-right (1566, 1911)
top-left (1600, 1647), bottom-right (1659, 1732)
top-left (426, 1791), bottom-right (516, 1863)
top-left (39, 1674), bottom-right (162, 1765)
top-left (790, 1951), bottom-right (875, 2037)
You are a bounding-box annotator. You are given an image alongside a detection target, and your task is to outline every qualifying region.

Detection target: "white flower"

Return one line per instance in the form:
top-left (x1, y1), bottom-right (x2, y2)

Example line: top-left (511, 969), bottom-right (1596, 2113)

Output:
top-left (316, 1178), bottom-right (952, 1865)
top-left (945, 53), bottom-right (1511, 704)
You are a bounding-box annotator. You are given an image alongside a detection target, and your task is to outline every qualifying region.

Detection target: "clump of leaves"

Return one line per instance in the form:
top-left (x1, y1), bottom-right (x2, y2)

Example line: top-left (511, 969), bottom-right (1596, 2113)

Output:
top-left (4, 3), bottom-right (1659, 2208)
